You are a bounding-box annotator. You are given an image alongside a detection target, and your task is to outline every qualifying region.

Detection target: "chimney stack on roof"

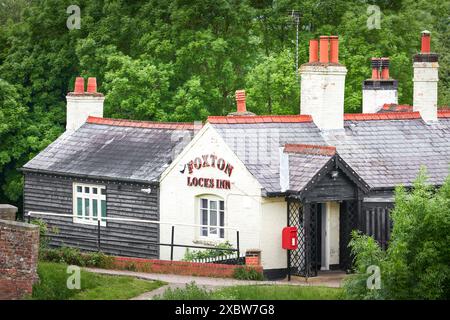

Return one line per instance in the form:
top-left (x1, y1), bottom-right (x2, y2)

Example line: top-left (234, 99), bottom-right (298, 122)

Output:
top-left (236, 90), bottom-right (246, 113)
top-left (413, 30), bottom-right (439, 122)
top-left (227, 90), bottom-right (255, 116)
top-left (300, 35), bottom-right (347, 130)
top-left (363, 58), bottom-right (398, 113)
top-left (66, 76), bottom-right (105, 132)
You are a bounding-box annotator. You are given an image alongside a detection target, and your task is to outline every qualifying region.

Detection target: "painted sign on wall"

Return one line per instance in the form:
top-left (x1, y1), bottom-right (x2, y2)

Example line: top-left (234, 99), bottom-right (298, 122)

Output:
top-left (182, 154), bottom-right (233, 190)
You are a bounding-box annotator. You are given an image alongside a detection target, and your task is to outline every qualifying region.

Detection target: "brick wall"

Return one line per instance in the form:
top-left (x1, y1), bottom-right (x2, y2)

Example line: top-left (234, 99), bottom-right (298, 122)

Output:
top-left (112, 256), bottom-right (263, 278)
top-left (0, 219), bottom-right (39, 300)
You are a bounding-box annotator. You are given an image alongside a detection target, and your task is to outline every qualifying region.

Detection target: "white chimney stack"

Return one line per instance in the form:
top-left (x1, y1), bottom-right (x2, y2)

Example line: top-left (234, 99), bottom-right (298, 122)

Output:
top-left (300, 36), bottom-right (347, 130)
top-left (413, 31), bottom-right (439, 122)
top-left (362, 57), bottom-right (398, 113)
top-left (66, 77), bottom-right (104, 131)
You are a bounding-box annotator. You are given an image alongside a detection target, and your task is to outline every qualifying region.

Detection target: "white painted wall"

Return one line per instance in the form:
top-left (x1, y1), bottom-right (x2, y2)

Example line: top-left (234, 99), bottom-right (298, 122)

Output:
top-left (413, 61), bottom-right (439, 122)
top-left (321, 202), bottom-right (340, 270)
top-left (300, 64), bottom-right (347, 130)
top-left (159, 124), bottom-right (266, 265)
top-left (260, 197), bottom-right (287, 270)
top-left (362, 89), bottom-right (398, 113)
top-left (328, 202), bottom-right (340, 266)
top-left (66, 95), bottom-right (104, 131)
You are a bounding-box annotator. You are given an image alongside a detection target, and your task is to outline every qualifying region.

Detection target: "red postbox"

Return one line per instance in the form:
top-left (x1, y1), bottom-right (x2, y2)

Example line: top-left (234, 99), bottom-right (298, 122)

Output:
top-left (282, 226), bottom-right (298, 250)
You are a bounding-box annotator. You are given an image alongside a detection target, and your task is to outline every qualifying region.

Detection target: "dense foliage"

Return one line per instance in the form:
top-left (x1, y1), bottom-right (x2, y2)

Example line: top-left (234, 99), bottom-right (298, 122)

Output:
top-left (183, 241), bottom-right (234, 261)
top-left (344, 171), bottom-right (450, 300)
top-left (0, 0), bottom-right (448, 206)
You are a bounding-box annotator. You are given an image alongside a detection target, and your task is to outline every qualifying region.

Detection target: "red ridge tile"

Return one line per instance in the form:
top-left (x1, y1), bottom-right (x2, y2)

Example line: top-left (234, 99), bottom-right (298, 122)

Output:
top-left (86, 116), bottom-right (197, 130)
top-left (344, 112), bottom-right (421, 121)
top-left (284, 144), bottom-right (336, 156)
top-left (207, 115), bottom-right (313, 124)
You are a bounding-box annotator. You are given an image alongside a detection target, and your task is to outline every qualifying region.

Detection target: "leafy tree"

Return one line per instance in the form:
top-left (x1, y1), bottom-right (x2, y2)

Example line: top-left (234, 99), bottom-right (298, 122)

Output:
top-left (344, 169), bottom-right (450, 300)
top-left (0, 0), bottom-right (448, 207)
top-left (246, 49), bottom-right (299, 114)
top-left (103, 54), bottom-right (172, 121)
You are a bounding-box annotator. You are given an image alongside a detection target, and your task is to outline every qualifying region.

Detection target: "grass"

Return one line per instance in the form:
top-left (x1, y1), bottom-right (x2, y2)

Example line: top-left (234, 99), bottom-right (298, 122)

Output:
top-left (156, 282), bottom-right (344, 300)
top-left (214, 285), bottom-right (344, 300)
top-left (32, 262), bottom-right (165, 300)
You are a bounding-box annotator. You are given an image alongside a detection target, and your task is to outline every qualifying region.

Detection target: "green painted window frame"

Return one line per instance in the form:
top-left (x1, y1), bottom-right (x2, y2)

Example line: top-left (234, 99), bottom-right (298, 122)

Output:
top-left (73, 183), bottom-right (107, 226)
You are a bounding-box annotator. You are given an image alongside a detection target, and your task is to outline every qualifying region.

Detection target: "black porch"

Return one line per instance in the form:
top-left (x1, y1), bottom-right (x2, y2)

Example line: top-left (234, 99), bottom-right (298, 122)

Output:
top-left (285, 154), bottom-right (393, 277)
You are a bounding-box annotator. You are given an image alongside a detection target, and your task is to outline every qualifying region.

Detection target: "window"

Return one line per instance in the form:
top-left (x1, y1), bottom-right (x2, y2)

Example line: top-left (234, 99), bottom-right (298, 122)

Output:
top-left (73, 183), bottom-right (106, 226)
top-left (199, 197), bottom-right (225, 238)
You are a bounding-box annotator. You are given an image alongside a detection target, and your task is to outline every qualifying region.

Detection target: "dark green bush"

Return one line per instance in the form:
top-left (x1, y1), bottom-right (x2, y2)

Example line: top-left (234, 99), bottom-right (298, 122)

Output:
top-left (233, 266), bottom-right (264, 281)
top-left (343, 171), bottom-right (450, 300)
top-left (40, 247), bottom-right (114, 269)
top-left (183, 241), bottom-right (234, 261)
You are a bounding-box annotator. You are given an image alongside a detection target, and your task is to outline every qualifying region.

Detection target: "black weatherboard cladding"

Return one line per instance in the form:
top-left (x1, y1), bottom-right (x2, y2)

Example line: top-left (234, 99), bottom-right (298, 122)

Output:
top-left (24, 172), bottom-right (160, 258)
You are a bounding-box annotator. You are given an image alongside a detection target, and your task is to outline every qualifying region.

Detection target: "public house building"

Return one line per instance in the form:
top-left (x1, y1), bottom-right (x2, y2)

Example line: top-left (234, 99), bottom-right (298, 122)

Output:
top-left (22, 32), bottom-right (450, 278)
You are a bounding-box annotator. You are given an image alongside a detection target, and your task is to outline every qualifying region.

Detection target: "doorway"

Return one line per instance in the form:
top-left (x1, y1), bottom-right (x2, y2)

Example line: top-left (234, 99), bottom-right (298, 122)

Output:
top-left (320, 202), bottom-right (340, 271)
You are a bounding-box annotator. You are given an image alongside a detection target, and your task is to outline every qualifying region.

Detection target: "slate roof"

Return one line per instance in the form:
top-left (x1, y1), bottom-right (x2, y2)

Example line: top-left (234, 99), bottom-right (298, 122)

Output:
top-left (24, 111), bottom-right (450, 193)
top-left (324, 116), bottom-right (450, 188)
top-left (211, 112), bottom-right (450, 193)
top-left (286, 149), bottom-right (334, 192)
top-left (22, 117), bottom-right (194, 183)
top-left (211, 119), bottom-right (327, 193)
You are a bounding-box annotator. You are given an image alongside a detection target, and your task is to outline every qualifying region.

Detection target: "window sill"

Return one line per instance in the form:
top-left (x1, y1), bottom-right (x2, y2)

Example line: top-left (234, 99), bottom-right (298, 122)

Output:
top-left (73, 218), bottom-right (106, 227)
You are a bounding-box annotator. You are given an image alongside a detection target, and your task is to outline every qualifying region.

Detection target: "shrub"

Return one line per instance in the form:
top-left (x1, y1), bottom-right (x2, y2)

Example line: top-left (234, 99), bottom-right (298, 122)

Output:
top-left (233, 266), bottom-right (264, 281)
top-left (31, 219), bottom-right (49, 249)
top-left (343, 170), bottom-right (450, 300)
top-left (155, 282), bottom-right (212, 300)
top-left (342, 231), bottom-right (385, 300)
top-left (39, 247), bottom-right (114, 269)
top-left (183, 241), bottom-right (234, 261)
top-left (84, 252), bottom-right (114, 269)
top-left (59, 247), bottom-right (86, 266)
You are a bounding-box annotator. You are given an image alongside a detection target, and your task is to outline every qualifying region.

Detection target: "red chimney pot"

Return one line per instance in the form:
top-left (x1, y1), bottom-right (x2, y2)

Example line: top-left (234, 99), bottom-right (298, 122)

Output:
top-left (329, 36), bottom-right (339, 63)
top-left (319, 36), bottom-right (330, 63)
top-left (87, 77), bottom-right (97, 93)
top-left (74, 77), bottom-right (84, 94)
top-left (381, 58), bottom-right (390, 79)
top-left (371, 58), bottom-right (380, 79)
top-left (235, 90), bottom-right (246, 113)
top-left (421, 31), bottom-right (431, 54)
top-left (309, 39), bottom-right (319, 63)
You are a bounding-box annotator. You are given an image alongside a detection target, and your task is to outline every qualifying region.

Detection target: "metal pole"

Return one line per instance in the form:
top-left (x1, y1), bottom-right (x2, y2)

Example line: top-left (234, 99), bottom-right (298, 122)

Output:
top-left (170, 226), bottom-right (174, 261)
top-left (288, 249), bottom-right (291, 281)
top-left (236, 230), bottom-right (240, 263)
top-left (27, 212), bottom-right (31, 224)
top-left (97, 219), bottom-right (101, 252)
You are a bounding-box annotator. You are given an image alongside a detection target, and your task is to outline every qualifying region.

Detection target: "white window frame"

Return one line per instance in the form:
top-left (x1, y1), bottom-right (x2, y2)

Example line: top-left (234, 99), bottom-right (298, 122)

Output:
top-left (198, 196), bottom-right (225, 240)
top-left (73, 183), bottom-right (107, 227)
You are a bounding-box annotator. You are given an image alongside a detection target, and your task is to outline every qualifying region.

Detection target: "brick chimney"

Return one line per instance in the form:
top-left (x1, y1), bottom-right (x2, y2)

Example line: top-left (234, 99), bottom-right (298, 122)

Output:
top-left (300, 36), bottom-right (347, 130)
top-left (362, 58), bottom-right (398, 113)
top-left (413, 31), bottom-right (439, 122)
top-left (66, 77), bottom-right (105, 131)
top-left (228, 90), bottom-right (255, 116)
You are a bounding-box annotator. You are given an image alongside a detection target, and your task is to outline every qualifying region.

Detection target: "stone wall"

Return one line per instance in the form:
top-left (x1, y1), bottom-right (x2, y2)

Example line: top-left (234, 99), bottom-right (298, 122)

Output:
top-left (0, 219), bottom-right (39, 300)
